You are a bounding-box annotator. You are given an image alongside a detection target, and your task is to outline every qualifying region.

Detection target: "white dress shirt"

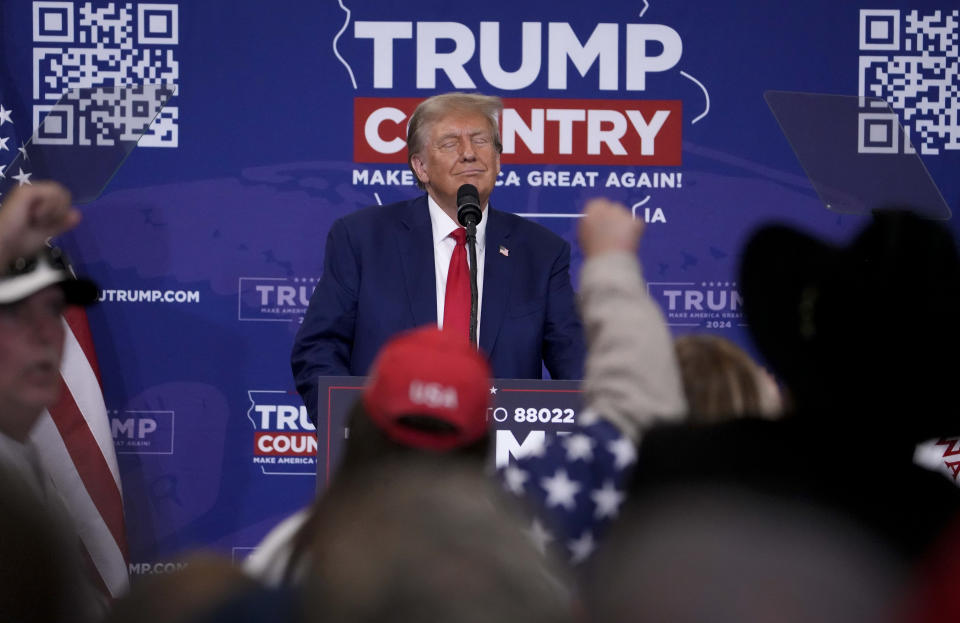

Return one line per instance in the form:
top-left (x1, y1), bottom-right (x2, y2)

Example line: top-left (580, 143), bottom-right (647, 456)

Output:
top-left (427, 195), bottom-right (487, 341)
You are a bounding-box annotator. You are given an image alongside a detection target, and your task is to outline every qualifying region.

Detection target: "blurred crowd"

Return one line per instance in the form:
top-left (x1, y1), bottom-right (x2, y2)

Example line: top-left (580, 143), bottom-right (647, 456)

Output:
top-left (1, 182), bottom-right (959, 622)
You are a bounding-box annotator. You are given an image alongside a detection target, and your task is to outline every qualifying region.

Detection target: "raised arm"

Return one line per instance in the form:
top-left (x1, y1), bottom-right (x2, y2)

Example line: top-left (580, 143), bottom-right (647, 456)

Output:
top-left (577, 198), bottom-right (686, 440)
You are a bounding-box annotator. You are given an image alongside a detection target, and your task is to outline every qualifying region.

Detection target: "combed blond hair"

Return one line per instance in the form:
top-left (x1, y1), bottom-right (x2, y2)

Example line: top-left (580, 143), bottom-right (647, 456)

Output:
top-left (406, 93), bottom-right (503, 189)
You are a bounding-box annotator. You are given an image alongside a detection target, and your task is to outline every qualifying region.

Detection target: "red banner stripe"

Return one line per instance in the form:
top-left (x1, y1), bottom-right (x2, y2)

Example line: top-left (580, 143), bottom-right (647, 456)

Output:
top-left (354, 96), bottom-right (683, 165)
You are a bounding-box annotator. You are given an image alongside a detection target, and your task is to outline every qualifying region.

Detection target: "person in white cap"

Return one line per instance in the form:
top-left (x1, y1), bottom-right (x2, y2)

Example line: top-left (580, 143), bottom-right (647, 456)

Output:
top-left (0, 181), bottom-right (95, 448)
top-left (0, 181), bottom-right (104, 621)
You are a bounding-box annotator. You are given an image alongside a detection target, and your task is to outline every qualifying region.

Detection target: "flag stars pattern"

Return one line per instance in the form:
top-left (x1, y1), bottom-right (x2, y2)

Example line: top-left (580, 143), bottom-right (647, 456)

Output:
top-left (563, 433), bottom-right (594, 462)
top-left (541, 468), bottom-right (581, 510)
top-left (608, 435), bottom-right (637, 470)
top-left (591, 480), bottom-right (625, 519)
top-left (497, 418), bottom-right (636, 565)
top-left (568, 531), bottom-right (595, 564)
top-left (12, 168), bottom-right (32, 186)
top-left (0, 104), bottom-right (12, 126)
top-left (502, 464), bottom-right (528, 495)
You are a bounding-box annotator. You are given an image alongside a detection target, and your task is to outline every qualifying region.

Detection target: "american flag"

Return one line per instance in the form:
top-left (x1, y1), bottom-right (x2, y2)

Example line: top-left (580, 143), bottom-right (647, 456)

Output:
top-left (2, 77), bottom-right (129, 600)
top-left (499, 413), bottom-right (633, 565)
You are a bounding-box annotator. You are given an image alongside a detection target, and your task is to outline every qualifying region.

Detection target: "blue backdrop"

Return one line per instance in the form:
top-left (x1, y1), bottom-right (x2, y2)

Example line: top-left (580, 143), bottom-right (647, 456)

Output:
top-left (1, 1), bottom-right (958, 573)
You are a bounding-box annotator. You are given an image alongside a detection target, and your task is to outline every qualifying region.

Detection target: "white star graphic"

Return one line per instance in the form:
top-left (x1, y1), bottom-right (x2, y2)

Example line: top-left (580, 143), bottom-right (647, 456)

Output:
top-left (489, 385), bottom-right (498, 395)
top-left (591, 481), bottom-right (625, 519)
top-left (527, 519), bottom-right (554, 555)
top-left (0, 105), bottom-right (12, 126)
top-left (12, 168), bottom-right (32, 186)
top-left (564, 433), bottom-right (594, 462)
top-left (17, 142), bottom-right (28, 160)
top-left (0, 136), bottom-right (8, 151)
top-left (607, 436), bottom-right (637, 470)
top-left (540, 469), bottom-right (581, 511)
top-left (0, 165), bottom-right (5, 179)
top-left (568, 531), bottom-right (595, 564)
top-left (577, 407), bottom-right (600, 426)
top-left (502, 465), bottom-right (528, 495)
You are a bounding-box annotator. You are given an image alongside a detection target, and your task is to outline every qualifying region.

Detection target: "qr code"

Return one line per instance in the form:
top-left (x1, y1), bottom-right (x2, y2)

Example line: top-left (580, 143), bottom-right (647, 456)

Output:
top-left (32, 2), bottom-right (179, 147)
top-left (858, 9), bottom-right (959, 155)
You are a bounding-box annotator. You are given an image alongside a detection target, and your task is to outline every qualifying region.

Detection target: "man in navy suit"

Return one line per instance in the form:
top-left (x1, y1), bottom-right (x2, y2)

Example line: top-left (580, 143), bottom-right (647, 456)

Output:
top-left (292, 93), bottom-right (585, 421)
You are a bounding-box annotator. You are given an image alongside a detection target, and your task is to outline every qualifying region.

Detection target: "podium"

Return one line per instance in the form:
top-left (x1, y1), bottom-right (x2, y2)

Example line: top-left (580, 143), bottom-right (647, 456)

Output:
top-left (315, 376), bottom-right (585, 490)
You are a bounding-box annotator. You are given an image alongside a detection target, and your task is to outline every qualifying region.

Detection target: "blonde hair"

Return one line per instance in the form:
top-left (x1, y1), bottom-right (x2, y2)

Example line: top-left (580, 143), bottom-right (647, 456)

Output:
top-left (674, 334), bottom-right (782, 422)
top-left (406, 93), bottom-right (503, 189)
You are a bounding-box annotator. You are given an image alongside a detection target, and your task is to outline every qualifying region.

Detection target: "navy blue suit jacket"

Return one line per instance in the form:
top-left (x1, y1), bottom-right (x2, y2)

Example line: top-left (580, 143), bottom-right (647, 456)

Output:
top-left (291, 195), bottom-right (585, 421)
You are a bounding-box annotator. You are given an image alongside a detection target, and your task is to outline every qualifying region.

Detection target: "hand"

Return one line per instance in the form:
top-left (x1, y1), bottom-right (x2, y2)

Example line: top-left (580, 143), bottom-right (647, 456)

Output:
top-left (578, 198), bottom-right (644, 258)
top-left (0, 182), bottom-right (79, 268)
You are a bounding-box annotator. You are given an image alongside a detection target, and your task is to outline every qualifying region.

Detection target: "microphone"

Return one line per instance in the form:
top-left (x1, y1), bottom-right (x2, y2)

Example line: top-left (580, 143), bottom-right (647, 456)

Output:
top-left (457, 184), bottom-right (483, 227)
top-left (455, 184), bottom-right (482, 347)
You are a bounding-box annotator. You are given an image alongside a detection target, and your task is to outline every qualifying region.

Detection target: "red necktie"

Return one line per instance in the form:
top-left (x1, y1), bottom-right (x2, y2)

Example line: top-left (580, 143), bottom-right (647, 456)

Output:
top-left (444, 227), bottom-right (470, 339)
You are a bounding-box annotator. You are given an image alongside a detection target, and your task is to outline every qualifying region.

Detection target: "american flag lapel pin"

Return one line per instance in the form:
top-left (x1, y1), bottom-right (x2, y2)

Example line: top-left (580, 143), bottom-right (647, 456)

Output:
top-left (499, 245), bottom-right (509, 257)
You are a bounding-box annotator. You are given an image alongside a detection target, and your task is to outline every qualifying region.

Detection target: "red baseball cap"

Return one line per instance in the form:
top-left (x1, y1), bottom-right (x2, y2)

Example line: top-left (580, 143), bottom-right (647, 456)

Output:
top-left (363, 326), bottom-right (492, 451)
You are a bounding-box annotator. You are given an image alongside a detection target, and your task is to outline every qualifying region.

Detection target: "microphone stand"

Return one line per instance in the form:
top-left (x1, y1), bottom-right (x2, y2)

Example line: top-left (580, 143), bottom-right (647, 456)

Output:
top-left (456, 183), bottom-right (483, 348)
top-left (465, 220), bottom-right (479, 347)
